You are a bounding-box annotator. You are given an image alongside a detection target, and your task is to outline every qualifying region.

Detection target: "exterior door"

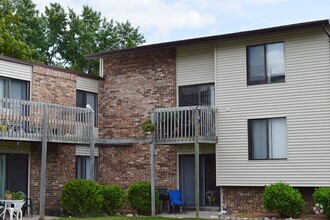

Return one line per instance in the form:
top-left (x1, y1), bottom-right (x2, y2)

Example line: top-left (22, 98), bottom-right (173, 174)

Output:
top-left (179, 154), bottom-right (219, 206)
top-left (179, 155), bottom-right (195, 205)
top-left (0, 153), bottom-right (28, 197)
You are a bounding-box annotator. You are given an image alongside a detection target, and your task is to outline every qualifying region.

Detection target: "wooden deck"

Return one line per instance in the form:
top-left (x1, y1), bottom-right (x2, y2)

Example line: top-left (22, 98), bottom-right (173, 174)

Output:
top-left (0, 98), bottom-right (93, 144)
top-left (153, 106), bottom-right (217, 145)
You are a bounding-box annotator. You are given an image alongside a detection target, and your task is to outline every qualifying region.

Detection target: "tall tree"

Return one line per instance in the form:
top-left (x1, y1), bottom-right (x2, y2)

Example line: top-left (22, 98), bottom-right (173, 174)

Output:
top-left (0, 0), bottom-right (145, 75)
top-left (42, 3), bottom-right (68, 66)
top-left (0, 0), bottom-right (36, 60)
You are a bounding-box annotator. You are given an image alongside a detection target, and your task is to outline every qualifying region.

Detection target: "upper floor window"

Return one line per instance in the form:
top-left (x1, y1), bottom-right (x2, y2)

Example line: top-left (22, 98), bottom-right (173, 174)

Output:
top-left (179, 83), bottom-right (215, 107)
top-left (76, 90), bottom-right (98, 126)
top-left (248, 117), bottom-right (287, 160)
top-left (247, 42), bottom-right (285, 85)
top-left (0, 77), bottom-right (29, 100)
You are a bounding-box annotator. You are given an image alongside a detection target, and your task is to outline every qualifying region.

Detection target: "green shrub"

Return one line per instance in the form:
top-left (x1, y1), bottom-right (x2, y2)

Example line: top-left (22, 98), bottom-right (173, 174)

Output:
top-left (61, 179), bottom-right (103, 216)
top-left (313, 187), bottom-right (330, 217)
top-left (102, 185), bottom-right (125, 215)
top-left (141, 119), bottom-right (155, 132)
top-left (127, 181), bottom-right (160, 215)
top-left (262, 182), bottom-right (304, 218)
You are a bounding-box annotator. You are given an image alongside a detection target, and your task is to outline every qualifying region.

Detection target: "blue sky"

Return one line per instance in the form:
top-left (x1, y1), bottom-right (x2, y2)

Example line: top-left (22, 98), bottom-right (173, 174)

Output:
top-left (34, 0), bottom-right (330, 45)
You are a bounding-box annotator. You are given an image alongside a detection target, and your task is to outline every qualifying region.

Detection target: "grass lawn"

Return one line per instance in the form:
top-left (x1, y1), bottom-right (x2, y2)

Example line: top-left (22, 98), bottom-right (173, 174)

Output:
top-left (58, 217), bottom-right (202, 220)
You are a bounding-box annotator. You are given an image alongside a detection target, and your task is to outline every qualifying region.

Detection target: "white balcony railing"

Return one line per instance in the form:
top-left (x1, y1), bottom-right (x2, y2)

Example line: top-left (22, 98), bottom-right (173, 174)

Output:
top-left (153, 106), bottom-right (217, 144)
top-left (0, 98), bottom-right (93, 143)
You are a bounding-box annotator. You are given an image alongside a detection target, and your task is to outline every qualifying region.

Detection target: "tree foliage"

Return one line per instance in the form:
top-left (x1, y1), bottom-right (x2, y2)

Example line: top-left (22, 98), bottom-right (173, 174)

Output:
top-left (0, 0), bottom-right (145, 75)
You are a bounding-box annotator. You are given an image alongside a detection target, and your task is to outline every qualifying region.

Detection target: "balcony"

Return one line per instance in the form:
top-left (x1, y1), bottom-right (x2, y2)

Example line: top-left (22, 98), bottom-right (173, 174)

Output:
top-left (153, 106), bottom-right (217, 144)
top-left (0, 98), bottom-right (94, 144)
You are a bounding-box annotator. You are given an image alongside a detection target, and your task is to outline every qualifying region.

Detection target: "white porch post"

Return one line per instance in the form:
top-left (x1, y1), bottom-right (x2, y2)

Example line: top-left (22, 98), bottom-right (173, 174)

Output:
top-left (88, 106), bottom-right (95, 180)
top-left (150, 112), bottom-right (156, 216)
top-left (194, 107), bottom-right (200, 218)
top-left (39, 106), bottom-right (48, 220)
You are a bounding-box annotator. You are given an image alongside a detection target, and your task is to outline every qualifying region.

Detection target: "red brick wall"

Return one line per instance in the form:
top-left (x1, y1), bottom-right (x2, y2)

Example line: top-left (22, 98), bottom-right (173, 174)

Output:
top-left (30, 143), bottom-right (75, 215)
top-left (223, 186), bottom-right (264, 213)
top-left (99, 49), bottom-right (177, 190)
top-left (30, 66), bottom-right (77, 214)
top-left (32, 66), bottom-right (76, 106)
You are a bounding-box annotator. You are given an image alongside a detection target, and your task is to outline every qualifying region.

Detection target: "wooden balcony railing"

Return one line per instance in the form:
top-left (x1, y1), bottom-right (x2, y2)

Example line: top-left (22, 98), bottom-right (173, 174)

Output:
top-left (153, 106), bottom-right (217, 144)
top-left (0, 98), bottom-right (94, 143)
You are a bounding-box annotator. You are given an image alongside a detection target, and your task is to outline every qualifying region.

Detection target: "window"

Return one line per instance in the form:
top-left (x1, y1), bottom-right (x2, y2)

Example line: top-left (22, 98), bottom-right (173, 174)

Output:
top-left (247, 42), bottom-right (285, 85)
top-left (0, 77), bottom-right (29, 100)
top-left (76, 156), bottom-right (98, 180)
top-left (248, 118), bottom-right (287, 160)
top-left (76, 90), bottom-right (98, 126)
top-left (179, 83), bottom-right (215, 107)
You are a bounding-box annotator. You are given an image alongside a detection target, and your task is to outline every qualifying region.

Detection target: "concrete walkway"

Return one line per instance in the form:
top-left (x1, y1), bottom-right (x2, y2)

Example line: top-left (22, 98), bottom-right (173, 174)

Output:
top-left (20, 211), bottom-right (220, 219)
top-left (157, 211), bottom-right (220, 219)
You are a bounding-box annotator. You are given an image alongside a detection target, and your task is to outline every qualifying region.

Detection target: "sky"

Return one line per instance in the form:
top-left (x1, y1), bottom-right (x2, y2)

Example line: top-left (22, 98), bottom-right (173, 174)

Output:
top-left (33, 0), bottom-right (330, 45)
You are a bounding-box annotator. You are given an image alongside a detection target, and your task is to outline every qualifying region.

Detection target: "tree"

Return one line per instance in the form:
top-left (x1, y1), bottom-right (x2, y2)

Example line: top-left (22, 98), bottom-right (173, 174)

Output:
top-left (60, 5), bottom-right (145, 74)
top-left (0, 0), bottom-right (36, 60)
top-left (0, 0), bottom-right (145, 75)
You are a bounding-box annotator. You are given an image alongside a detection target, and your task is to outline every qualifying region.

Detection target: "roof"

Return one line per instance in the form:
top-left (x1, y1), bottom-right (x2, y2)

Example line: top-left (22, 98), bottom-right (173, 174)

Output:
top-left (85, 19), bottom-right (330, 60)
top-left (0, 55), bottom-right (102, 80)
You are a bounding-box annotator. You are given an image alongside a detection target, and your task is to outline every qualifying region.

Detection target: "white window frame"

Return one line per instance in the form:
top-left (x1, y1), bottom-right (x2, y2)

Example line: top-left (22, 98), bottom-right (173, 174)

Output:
top-left (248, 117), bottom-right (287, 160)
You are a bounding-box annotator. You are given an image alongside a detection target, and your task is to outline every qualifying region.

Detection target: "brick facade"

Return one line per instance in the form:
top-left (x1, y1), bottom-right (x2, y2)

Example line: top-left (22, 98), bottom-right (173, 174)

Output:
top-left (29, 67), bottom-right (78, 214)
top-left (222, 186), bottom-right (264, 213)
top-left (32, 66), bottom-right (77, 106)
top-left (99, 49), bottom-right (177, 190)
top-left (30, 144), bottom-right (75, 215)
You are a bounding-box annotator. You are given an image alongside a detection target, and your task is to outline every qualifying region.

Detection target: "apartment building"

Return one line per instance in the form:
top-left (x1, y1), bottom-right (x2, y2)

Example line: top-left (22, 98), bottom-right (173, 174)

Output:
top-left (1, 19), bottom-right (329, 215)
top-left (86, 19), bottom-right (330, 213)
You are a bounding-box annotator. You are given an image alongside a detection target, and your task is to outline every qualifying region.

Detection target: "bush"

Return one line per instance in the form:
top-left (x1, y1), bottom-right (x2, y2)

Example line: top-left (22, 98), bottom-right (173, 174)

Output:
top-left (141, 119), bottom-right (155, 132)
top-left (61, 179), bottom-right (103, 216)
top-left (262, 182), bottom-right (304, 218)
top-left (127, 181), bottom-right (160, 215)
top-left (313, 187), bottom-right (330, 217)
top-left (102, 185), bottom-right (125, 215)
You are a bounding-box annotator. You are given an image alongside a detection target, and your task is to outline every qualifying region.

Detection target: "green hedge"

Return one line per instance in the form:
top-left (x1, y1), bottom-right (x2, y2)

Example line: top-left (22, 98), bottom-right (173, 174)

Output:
top-left (60, 179), bottom-right (103, 216)
top-left (313, 187), bottom-right (330, 218)
top-left (262, 182), bottom-right (304, 218)
top-left (127, 181), bottom-right (160, 215)
top-left (102, 185), bottom-right (125, 215)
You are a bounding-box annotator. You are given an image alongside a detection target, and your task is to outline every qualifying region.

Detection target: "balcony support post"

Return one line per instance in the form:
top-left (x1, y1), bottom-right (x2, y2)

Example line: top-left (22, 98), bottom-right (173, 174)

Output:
top-left (194, 108), bottom-right (200, 218)
top-left (89, 110), bottom-right (95, 180)
top-left (150, 112), bottom-right (156, 216)
top-left (39, 106), bottom-right (48, 220)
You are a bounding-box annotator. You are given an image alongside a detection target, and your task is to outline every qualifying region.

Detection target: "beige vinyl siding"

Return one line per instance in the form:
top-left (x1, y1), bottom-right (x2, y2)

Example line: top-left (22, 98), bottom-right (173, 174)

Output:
top-left (0, 60), bottom-right (32, 81)
top-left (177, 144), bottom-right (215, 155)
top-left (76, 76), bottom-right (99, 93)
top-left (0, 142), bottom-right (30, 153)
top-left (216, 27), bottom-right (330, 187)
top-left (176, 44), bottom-right (215, 86)
top-left (76, 145), bottom-right (99, 156)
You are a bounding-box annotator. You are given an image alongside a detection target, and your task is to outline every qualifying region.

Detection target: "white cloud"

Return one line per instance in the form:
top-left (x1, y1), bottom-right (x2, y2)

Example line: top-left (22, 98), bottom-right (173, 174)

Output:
top-left (33, 0), bottom-right (216, 43)
top-left (96, 0), bottom-right (216, 36)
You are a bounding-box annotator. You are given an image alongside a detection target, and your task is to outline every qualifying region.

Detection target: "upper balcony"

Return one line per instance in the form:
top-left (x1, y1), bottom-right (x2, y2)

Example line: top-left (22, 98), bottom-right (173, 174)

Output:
top-left (0, 98), bottom-right (94, 144)
top-left (153, 106), bottom-right (217, 145)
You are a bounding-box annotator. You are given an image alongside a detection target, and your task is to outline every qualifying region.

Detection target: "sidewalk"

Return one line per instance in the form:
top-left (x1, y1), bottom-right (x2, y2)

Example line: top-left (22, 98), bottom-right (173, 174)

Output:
top-left (157, 211), bottom-right (220, 219)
